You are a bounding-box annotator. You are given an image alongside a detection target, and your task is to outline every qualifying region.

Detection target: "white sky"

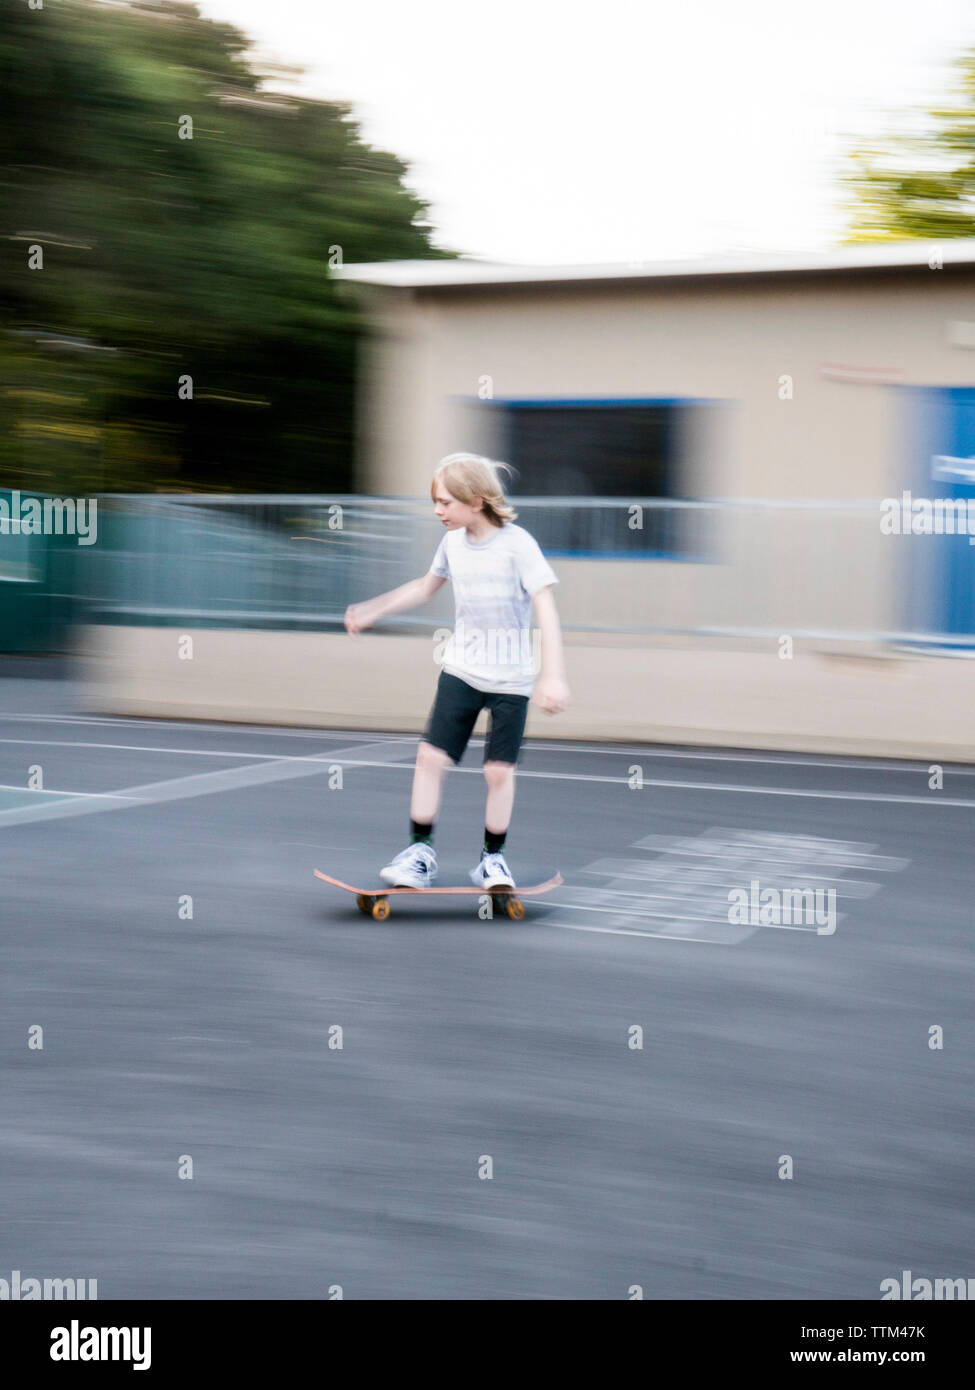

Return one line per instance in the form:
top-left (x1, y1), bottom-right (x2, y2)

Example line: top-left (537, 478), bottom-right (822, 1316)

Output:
top-left (196, 0), bottom-right (975, 265)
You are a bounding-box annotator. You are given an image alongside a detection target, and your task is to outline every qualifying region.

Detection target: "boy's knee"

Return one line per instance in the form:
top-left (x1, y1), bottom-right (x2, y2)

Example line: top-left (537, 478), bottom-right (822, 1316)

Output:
top-left (418, 740), bottom-right (454, 771)
top-left (483, 759), bottom-right (515, 787)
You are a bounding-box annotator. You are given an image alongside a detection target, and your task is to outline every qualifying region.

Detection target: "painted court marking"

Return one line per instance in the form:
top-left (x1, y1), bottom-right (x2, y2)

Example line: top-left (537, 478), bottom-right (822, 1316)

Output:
top-left (536, 827), bottom-right (910, 945)
top-left (3, 746), bottom-right (975, 809)
top-left (0, 740), bottom-right (419, 828)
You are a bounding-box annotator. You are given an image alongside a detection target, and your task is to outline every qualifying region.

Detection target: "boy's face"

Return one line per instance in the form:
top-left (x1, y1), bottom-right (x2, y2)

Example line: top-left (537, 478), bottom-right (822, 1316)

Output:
top-left (433, 484), bottom-right (482, 530)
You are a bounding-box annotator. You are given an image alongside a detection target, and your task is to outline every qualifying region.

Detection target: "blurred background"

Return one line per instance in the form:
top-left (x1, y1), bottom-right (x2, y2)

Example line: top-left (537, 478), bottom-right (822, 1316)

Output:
top-left (4, 0), bottom-right (975, 756)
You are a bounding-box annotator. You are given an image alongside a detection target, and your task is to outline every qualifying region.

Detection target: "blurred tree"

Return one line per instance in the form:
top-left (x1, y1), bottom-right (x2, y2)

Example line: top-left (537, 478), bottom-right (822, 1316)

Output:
top-left (0, 0), bottom-right (457, 494)
top-left (842, 49), bottom-right (975, 243)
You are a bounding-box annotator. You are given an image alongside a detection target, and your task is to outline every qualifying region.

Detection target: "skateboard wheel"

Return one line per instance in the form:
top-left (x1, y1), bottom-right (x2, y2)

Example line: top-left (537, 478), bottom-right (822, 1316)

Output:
top-left (356, 895), bottom-right (371, 914)
top-left (371, 898), bottom-right (391, 921)
top-left (504, 898), bottom-right (525, 921)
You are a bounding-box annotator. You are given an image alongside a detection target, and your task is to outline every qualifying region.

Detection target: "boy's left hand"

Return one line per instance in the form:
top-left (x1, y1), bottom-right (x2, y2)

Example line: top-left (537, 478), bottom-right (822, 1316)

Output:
top-left (533, 675), bottom-right (570, 714)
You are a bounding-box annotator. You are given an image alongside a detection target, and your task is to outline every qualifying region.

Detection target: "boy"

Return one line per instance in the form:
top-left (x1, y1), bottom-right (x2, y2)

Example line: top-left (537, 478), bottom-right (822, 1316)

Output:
top-left (344, 453), bottom-right (570, 890)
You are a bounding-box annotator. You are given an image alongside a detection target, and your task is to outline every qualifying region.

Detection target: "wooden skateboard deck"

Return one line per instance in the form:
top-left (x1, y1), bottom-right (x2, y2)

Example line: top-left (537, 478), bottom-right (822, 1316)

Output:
top-left (314, 869), bottom-right (563, 921)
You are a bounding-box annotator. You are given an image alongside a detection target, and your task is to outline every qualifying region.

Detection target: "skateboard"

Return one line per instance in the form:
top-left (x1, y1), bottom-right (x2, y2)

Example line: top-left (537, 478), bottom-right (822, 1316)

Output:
top-left (314, 869), bottom-right (563, 921)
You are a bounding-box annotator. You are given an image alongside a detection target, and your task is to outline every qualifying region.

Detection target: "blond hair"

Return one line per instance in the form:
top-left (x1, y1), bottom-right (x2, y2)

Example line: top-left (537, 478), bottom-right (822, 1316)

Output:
top-left (431, 453), bottom-right (517, 526)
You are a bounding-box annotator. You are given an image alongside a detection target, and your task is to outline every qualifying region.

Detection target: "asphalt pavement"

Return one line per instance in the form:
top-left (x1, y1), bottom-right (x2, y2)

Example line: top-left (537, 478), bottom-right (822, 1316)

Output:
top-left (2, 668), bottom-right (973, 1299)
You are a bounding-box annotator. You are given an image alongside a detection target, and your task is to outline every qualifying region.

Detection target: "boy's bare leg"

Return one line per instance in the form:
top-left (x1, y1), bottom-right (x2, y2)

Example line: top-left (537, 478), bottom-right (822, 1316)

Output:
top-left (483, 760), bottom-right (516, 834)
top-left (410, 741), bottom-right (454, 823)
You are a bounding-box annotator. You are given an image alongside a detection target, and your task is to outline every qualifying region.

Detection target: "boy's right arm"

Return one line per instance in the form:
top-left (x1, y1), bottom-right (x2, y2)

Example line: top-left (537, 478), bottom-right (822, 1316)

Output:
top-left (345, 571), bottom-right (446, 636)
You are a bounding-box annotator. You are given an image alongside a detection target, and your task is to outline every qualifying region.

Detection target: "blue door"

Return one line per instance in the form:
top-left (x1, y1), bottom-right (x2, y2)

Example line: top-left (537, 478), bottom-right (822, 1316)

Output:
top-left (899, 386), bottom-right (975, 649)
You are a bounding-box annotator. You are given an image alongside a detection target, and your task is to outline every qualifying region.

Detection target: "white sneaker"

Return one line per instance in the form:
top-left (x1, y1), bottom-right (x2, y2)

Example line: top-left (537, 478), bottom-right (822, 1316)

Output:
top-left (380, 842), bottom-right (438, 888)
top-left (469, 851), bottom-right (515, 890)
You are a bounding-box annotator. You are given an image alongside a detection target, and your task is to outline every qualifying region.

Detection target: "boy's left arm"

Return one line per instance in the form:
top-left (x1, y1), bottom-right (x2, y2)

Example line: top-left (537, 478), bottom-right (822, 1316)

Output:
top-left (532, 585), bottom-right (570, 714)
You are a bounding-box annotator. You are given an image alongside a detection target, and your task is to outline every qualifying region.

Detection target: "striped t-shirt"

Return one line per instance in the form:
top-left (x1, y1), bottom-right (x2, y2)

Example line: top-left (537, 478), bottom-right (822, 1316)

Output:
top-left (428, 522), bottom-right (558, 695)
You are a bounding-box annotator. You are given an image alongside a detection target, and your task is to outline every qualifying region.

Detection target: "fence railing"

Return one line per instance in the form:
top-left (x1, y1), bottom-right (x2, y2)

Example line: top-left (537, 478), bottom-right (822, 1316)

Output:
top-left (4, 492), bottom-right (973, 650)
top-left (75, 494), bottom-right (714, 632)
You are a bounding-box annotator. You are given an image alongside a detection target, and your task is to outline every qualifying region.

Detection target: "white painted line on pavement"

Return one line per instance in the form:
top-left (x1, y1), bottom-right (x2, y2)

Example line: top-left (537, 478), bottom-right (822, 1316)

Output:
top-left (0, 784), bottom-right (140, 800)
top-left (0, 741), bottom-right (418, 828)
top-left (0, 736), bottom-right (418, 761)
top-left (0, 737), bottom-right (288, 759)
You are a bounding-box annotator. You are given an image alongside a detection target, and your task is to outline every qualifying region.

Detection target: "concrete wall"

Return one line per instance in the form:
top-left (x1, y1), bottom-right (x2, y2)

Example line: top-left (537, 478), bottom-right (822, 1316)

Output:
top-left (79, 625), bottom-right (975, 761)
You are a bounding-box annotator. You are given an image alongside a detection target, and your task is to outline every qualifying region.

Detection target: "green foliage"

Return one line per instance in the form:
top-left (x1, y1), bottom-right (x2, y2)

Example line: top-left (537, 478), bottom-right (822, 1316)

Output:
top-left (842, 50), bottom-right (975, 243)
top-left (0, 0), bottom-right (457, 493)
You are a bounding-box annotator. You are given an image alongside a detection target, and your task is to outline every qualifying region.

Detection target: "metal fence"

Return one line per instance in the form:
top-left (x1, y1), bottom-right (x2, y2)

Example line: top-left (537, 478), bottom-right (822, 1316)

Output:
top-left (78, 494), bottom-right (717, 630)
top-left (4, 491), bottom-right (972, 650)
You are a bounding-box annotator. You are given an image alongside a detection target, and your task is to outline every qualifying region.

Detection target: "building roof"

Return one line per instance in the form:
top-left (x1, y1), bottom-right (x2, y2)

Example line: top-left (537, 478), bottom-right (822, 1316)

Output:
top-left (331, 238), bottom-right (975, 291)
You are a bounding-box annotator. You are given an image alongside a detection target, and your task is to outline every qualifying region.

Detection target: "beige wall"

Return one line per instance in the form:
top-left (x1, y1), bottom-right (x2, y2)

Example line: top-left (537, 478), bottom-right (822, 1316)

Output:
top-left (595, 514), bottom-right (885, 643)
top-left (79, 624), bottom-right (975, 761)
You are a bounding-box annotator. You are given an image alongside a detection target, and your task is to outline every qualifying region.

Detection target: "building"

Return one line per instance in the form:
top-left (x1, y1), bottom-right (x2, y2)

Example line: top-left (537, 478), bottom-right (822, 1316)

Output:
top-left (78, 241), bottom-right (975, 756)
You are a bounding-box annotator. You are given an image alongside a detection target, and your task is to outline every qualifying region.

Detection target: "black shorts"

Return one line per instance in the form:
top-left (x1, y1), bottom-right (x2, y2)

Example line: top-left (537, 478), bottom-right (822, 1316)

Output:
top-left (422, 670), bottom-right (530, 765)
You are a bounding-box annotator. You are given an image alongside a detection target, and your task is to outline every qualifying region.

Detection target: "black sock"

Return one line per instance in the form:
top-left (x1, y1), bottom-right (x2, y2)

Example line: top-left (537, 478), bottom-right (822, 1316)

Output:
top-left (410, 819), bottom-right (434, 845)
top-left (483, 827), bottom-right (506, 855)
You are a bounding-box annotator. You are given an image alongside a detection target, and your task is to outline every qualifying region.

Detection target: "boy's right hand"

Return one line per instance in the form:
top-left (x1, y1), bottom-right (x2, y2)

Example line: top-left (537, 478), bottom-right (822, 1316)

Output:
top-left (344, 602), bottom-right (374, 637)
